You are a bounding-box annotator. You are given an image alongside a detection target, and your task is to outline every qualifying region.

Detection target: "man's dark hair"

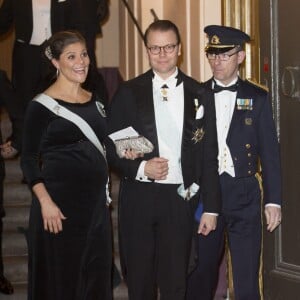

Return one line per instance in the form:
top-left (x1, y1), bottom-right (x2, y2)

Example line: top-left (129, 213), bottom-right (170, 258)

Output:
top-left (144, 20), bottom-right (181, 46)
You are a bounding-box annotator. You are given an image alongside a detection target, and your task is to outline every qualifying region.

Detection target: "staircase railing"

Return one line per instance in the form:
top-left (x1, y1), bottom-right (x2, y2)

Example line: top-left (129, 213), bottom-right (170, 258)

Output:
top-left (150, 9), bottom-right (159, 21)
top-left (120, 0), bottom-right (144, 39)
top-left (120, 0), bottom-right (159, 39)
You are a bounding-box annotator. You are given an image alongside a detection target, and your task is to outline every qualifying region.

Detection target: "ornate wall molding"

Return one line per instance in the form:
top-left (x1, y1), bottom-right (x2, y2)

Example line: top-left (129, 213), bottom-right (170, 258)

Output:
top-left (222, 0), bottom-right (260, 82)
top-left (118, 0), bottom-right (222, 81)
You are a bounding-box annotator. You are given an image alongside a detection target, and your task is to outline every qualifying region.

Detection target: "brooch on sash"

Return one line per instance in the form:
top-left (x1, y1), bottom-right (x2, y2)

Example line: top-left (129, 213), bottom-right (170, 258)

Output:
top-left (236, 98), bottom-right (253, 110)
top-left (96, 101), bottom-right (106, 117)
top-left (53, 105), bottom-right (60, 115)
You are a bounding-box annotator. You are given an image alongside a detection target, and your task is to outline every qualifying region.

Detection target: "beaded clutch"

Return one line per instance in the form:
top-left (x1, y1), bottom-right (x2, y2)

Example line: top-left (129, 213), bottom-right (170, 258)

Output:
top-left (114, 136), bottom-right (154, 158)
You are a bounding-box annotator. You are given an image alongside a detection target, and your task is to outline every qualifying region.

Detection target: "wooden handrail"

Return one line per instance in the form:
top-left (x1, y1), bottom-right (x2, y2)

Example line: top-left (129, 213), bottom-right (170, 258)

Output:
top-left (120, 0), bottom-right (144, 39)
top-left (150, 9), bottom-right (159, 21)
top-left (120, 1), bottom-right (160, 39)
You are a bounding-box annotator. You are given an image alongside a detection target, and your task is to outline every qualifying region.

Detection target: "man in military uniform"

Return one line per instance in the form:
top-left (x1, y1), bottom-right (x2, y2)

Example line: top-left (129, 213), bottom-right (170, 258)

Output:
top-left (186, 25), bottom-right (282, 300)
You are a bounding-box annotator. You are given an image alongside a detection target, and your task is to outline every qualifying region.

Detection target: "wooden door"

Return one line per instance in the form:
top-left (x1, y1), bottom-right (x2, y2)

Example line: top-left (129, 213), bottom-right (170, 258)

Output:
top-left (259, 1), bottom-right (300, 299)
top-left (0, 0), bottom-right (14, 78)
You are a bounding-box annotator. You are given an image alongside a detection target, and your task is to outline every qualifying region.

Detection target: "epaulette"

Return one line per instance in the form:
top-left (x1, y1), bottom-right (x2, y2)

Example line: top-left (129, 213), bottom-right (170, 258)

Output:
top-left (246, 78), bottom-right (269, 92)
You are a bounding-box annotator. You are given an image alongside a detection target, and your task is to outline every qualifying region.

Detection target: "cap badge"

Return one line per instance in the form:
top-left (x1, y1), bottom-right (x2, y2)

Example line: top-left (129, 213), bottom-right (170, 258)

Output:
top-left (96, 101), bottom-right (106, 117)
top-left (211, 35), bottom-right (221, 45)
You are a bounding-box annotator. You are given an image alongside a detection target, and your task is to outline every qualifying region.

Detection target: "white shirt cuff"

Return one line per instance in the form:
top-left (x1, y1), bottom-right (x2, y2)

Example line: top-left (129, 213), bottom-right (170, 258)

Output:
top-left (265, 203), bottom-right (281, 208)
top-left (136, 160), bottom-right (150, 182)
top-left (203, 212), bottom-right (219, 216)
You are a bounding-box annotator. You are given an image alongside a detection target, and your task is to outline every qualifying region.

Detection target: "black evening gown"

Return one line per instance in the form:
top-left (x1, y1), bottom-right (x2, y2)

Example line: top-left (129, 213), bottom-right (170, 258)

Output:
top-left (21, 94), bottom-right (112, 300)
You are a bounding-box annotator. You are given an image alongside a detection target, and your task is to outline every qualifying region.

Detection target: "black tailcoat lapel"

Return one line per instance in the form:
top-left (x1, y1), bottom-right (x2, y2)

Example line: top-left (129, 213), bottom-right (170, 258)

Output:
top-left (135, 71), bottom-right (159, 156)
top-left (181, 77), bottom-right (196, 156)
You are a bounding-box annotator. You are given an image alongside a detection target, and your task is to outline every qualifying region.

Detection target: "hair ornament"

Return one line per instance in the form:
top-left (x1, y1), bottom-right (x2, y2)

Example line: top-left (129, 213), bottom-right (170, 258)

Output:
top-left (45, 46), bottom-right (53, 60)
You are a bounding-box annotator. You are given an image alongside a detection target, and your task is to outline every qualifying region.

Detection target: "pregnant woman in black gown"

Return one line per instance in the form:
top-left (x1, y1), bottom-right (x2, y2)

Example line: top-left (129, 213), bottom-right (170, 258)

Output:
top-left (21, 31), bottom-right (112, 300)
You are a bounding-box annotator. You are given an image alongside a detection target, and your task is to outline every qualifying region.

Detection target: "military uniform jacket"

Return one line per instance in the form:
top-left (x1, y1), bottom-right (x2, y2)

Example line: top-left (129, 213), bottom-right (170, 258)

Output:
top-left (203, 77), bottom-right (282, 205)
top-left (107, 69), bottom-right (221, 213)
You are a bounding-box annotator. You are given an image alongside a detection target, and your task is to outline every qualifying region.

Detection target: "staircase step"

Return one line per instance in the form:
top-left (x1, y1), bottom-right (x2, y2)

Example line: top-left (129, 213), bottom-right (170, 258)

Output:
top-left (2, 232), bottom-right (28, 256)
top-left (4, 159), bottom-right (23, 184)
top-left (3, 183), bottom-right (31, 207)
top-left (3, 206), bottom-right (29, 232)
top-left (0, 282), bottom-right (27, 300)
top-left (3, 256), bottom-right (28, 283)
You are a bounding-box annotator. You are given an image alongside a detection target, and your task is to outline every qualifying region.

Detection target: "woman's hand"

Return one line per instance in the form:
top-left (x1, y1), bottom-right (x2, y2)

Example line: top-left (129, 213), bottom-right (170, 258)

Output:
top-left (32, 183), bottom-right (66, 234)
top-left (40, 197), bottom-right (67, 234)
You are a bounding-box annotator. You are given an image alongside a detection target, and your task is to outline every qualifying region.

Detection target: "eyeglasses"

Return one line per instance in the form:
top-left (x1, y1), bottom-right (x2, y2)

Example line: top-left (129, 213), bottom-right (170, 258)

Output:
top-left (147, 44), bottom-right (178, 55)
top-left (206, 50), bottom-right (240, 61)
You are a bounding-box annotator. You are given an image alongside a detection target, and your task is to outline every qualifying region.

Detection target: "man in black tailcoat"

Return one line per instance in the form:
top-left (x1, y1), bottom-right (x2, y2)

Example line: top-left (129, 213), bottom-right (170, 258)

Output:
top-left (107, 20), bottom-right (221, 300)
top-left (0, 0), bottom-right (72, 112)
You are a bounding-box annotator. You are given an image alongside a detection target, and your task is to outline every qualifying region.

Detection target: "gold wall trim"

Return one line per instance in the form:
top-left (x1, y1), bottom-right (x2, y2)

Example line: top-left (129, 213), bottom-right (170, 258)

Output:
top-left (119, 0), bottom-right (222, 81)
top-left (222, 0), bottom-right (260, 82)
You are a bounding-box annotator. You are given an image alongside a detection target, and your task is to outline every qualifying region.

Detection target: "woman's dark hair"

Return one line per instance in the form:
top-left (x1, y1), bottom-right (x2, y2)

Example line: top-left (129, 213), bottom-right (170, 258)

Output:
top-left (143, 20), bottom-right (181, 46)
top-left (44, 30), bottom-right (86, 61)
top-left (39, 31), bottom-right (87, 91)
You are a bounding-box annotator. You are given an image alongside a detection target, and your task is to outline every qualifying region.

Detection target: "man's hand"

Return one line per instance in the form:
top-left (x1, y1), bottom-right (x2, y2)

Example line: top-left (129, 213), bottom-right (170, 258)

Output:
top-left (265, 206), bottom-right (282, 232)
top-left (144, 157), bottom-right (168, 180)
top-left (198, 213), bottom-right (217, 236)
top-left (123, 149), bottom-right (144, 160)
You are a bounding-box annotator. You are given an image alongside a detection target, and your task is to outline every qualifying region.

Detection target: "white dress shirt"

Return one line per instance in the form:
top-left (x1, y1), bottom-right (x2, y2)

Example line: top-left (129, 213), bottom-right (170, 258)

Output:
top-left (214, 78), bottom-right (237, 177)
top-left (136, 68), bottom-right (184, 184)
top-left (30, 0), bottom-right (52, 45)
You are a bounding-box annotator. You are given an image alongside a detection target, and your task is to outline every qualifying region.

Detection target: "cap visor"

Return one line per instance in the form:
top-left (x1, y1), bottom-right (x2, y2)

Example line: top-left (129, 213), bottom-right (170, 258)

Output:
top-left (205, 45), bottom-right (236, 53)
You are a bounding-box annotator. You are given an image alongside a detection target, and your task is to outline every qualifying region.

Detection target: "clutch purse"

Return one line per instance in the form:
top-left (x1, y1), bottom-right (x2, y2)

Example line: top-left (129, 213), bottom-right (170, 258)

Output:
top-left (114, 135), bottom-right (154, 158)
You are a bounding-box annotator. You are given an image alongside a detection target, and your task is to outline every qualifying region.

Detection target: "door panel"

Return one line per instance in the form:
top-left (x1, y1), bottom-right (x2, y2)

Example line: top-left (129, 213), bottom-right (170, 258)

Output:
top-left (259, 0), bottom-right (300, 299)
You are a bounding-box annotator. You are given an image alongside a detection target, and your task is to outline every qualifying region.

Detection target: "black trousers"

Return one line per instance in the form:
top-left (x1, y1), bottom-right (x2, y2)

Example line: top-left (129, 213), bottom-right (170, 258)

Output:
top-left (186, 174), bottom-right (262, 300)
top-left (0, 69), bottom-right (23, 150)
top-left (12, 41), bottom-right (50, 112)
top-left (0, 219), bottom-right (3, 275)
top-left (119, 180), bottom-right (196, 300)
top-left (0, 131), bottom-right (5, 275)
